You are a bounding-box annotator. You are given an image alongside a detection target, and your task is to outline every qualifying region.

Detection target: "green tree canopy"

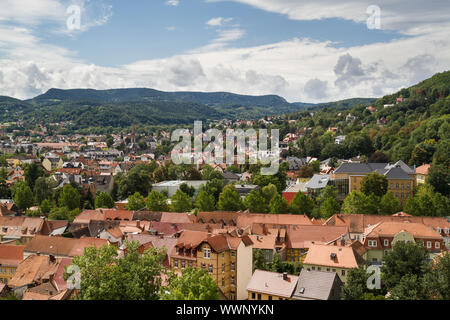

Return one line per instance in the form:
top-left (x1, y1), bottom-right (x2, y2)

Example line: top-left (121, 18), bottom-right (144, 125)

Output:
top-left (195, 190), bottom-right (216, 212)
top-left (170, 190), bottom-right (193, 212)
top-left (95, 192), bottom-right (114, 209)
top-left (126, 192), bottom-right (146, 211)
top-left (161, 268), bottom-right (220, 300)
top-left (217, 185), bottom-right (243, 211)
top-left (58, 184), bottom-right (81, 210)
top-left (13, 181), bottom-right (34, 211)
top-left (146, 190), bottom-right (169, 211)
top-left (65, 241), bottom-right (166, 300)
top-left (360, 172), bottom-right (388, 197)
top-left (289, 191), bottom-right (314, 216)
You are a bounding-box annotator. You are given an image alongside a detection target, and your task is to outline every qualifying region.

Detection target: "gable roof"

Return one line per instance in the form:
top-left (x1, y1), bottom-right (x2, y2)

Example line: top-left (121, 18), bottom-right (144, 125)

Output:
top-left (8, 255), bottom-right (59, 288)
top-left (0, 244), bottom-right (24, 267)
top-left (286, 225), bottom-right (349, 249)
top-left (364, 221), bottom-right (443, 240)
top-left (292, 269), bottom-right (341, 300)
top-left (246, 269), bottom-right (298, 298)
top-left (303, 244), bottom-right (359, 269)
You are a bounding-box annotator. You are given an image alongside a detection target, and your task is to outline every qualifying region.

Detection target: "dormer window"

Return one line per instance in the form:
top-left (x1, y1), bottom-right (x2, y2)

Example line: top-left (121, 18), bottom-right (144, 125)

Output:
top-left (204, 248), bottom-right (211, 259)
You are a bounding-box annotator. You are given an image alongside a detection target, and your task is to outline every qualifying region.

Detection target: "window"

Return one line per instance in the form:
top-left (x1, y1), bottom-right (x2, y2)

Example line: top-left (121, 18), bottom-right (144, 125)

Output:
top-left (445, 228), bottom-right (450, 234)
top-left (368, 240), bottom-right (377, 247)
top-left (427, 241), bottom-right (432, 248)
top-left (437, 228), bottom-right (442, 234)
top-left (222, 253), bottom-right (224, 258)
top-left (201, 263), bottom-right (206, 269)
top-left (231, 262), bottom-right (235, 271)
top-left (318, 267), bottom-right (321, 271)
top-left (231, 276), bottom-right (235, 285)
top-left (176, 247), bottom-right (179, 254)
top-left (332, 269), bottom-right (336, 272)
top-left (174, 260), bottom-right (178, 268)
top-left (341, 270), bottom-right (345, 276)
top-left (204, 248), bottom-right (211, 259)
top-left (181, 260), bottom-right (185, 269)
top-left (396, 183), bottom-right (399, 189)
top-left (384, 239), bottom-right (389, 247)
top-left (231, 250), bottom-right (235, 257)
top-left (188, 261), bottom-right (192, 268)
top-left (208, 265), bottom-right (213, 273)
top-left (183, 248), bottom-right (186, 255)
top-left (407, 184), bottom-right (410, 189)
top-left (353, 177), bottom-right (357, 183)
top-left (222, 278), bottom-right (225, 287)
top-left (390, 183), bottom-right (393, 189)
top-left (268, 296), bottom-right (273, 300)
top-left (222, 263), bottom-right (225, 273)
top-left (327, 268), bottom-right (330, 272)
top-left (435, 242), bottom-right (440, 249)
top-left (251, 292), bottom-right (255, 299)
top-left (312, 266), bottom-right (315, 270)
top-left (257, 293), bottom-right (261, 300)
top-left (290, 249), bottom-right (295, 254)
top-left (401, 184), bottom-right (404, 189)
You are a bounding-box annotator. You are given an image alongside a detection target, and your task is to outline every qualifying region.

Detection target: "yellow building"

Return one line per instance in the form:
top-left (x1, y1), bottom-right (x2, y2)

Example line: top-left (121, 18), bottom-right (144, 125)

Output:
top-left (416, 164), bottom-right (431, 185)
top-left (170, 230), bottom-right (253, 300)
top-left (0, 245), bottom-right (24, 284)
top-left (334, 160), bottom-right (416, 203)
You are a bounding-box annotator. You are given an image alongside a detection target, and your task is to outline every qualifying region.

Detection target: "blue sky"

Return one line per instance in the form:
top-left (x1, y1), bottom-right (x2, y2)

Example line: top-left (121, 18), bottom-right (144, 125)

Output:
top-left (49, 0), bottom-right (404, 66)
top-left (0, 0), bottom-right (449, 102)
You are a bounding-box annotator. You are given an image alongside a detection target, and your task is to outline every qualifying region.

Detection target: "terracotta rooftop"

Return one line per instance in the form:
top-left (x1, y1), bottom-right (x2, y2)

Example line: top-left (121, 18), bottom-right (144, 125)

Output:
top-left (237, 213), bottom-right (312, 228)
top-left (416, 164), bottom-right (431, 175)
top-left (287, 225), bottom-right (349, 250)
top-left (0, 244), bottom-right (24, 267)
top-left (303, 244), bottom-right (359, 269)
top-left (8, 255), bottom-right (59, 288)
top-left (248, 234), bottom-right (277, 250)
top-left (364, 221), bottom-right (443, 239)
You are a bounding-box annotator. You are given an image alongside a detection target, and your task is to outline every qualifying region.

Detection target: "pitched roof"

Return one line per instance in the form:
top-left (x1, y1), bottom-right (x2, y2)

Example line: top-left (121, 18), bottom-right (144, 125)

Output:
top-left (0, 244), bottom-right (24, 267)
top-left (248, 234), bottom-right (277, 250)
top-left (8, 255), bottom-right (58, 288)
top-left (364, 221), bottom-right (442, 239)
top-left (24, 235), bottom-right (108, 257)
top-left (237, 213), bottom-right (312, 228)
top-left (196, 211), bottom-right (239, 225)
top-left (292, 269), bottom-right (341, 300)
top-left (286, 225), bottom-right (349, 249)
top-left (246, 270), bottom-right (298, 298)
top-left (416, 164), bottom-right (431, 175)
top-left (303, 244), bottom-right (359, 269)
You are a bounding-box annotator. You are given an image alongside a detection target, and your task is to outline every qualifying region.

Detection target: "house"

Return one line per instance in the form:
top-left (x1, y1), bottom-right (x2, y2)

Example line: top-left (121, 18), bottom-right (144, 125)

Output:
top-left (334, 135), bottom-right (346, 145)
top-left (42, 156), bottom-right (63, 172)
top-left (0, 216), bottom-right (45, 244)
top-left (334, 160), bottom-right (416, 203)
top-left (0, 244), bottom-right (24, 285)
top-left (236, 213), bottom-right (313, 230)
top-left (282, 183), bottom-right (307, 204)
top-left (305, 174), bottom-right (330, 195)
top-left (291, 269), bottom-right (343, 300)
top-left (248, 234), bottom-right (277, 263)
top-left (247, 269), bottom-right (298, 300)
top-left (324, 213), bottom-right (450, 247)
top-left (126, 234), bottom-right (178, 268)
top-left (152, 180), bottom-right (207, 197)
top-left (170, 230), bottom-right (253, 300)
top-left (286, 225), bottom-right (350, 263)
top-left (363, 221), bottom-right (444, 264)
top-left (416, 164), bottom-right (431, 184)
top-left (303, 244), bottom-right (363, 284)
top-left (222, 171), bottom-right (240, 183)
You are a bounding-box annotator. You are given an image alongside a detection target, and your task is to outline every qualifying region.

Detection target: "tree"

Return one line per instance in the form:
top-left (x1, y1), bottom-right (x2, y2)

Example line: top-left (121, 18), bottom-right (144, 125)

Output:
top-left (58, 184), bottom-right (81, 210)
top-left (179, 183), bottom-right (195, 198)
top-left (106, 135), bottom-right (114, 148)
top-left (24, 162), bottom-right (44, 190)
top-left (40, 199), bottom-right (53, 214)
top-left (33, 177), bottom-right (52, 204)
top-left (65, 241), bottom-right (166, 300)
top-left (289, 191), bottom-right (314, 216)
top-left (13, 182), bottom-right (34, 211)
top-left (423, 252), bottom-right (450, 300)
top-left (161, 268), bottom-right (220, 300)
top-left (244, 190), bottom-right (268, 213)
top-left (170, 190), bottom-right (193, 212)
top-left (427, 164), bottom-right (450, 196)
top-left (146, 190), bottom-right (169, 211)
top-left (298, 165), bottom-right (314, 178)
top-left (360, 172), bottom-right (388, 197)
top-left (95, 192), bottom-right (114, 209)
top-left (48, 206), bottom-right (79, 222)
top-left (253, 249), bottom-right (268, 272)
top-left (126, 192), bottom-right (146, 211)
top-left (269, 194), bottom-right (289, 214)
top-left (261, 184), bottom-right (278, 204)
top-left (379, 192), bottom-right (401, 215)
top-left (388, 274), bottom-right (427, 300)
top-left (381, 241), bottom-right (430, 291)
top-left (217, 185), bottom-right (243, 211)
top-left (342, 268), bottom-right (369, 300)
top-left (195, 190), bottom-right (216, 212)
top-left (320, 197), bottom-right (341, 219)
top-left (404, 184), bottom-right (450, 216)
top-left (369, 151), bottom-right (390, 163)
top-left (342, 191), bottom-right (379, 215)
top-left (310, 160), bottom-right (321, 172)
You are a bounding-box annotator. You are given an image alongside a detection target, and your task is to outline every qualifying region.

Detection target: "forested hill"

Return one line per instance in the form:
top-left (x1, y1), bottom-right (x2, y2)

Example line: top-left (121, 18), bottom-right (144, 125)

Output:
top-left (285, 70), bottom-right (450, 183)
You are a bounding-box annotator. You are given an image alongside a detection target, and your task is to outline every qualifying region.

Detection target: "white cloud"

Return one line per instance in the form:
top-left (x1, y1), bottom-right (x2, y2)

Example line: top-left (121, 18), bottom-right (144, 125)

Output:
top-left (166, 26), bottom-right (176, 31)
top-left (165, 0), bottom-right (179, 6)
top-left (207, 0), bottom-right (450, 35)
top-left (206, 17), bottom-right (233, 26)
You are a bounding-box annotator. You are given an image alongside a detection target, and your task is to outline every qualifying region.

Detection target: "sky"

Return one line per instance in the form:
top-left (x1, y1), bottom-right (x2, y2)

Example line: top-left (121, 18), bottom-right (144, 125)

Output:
top-left (0, 0), bottom-right (449, 103)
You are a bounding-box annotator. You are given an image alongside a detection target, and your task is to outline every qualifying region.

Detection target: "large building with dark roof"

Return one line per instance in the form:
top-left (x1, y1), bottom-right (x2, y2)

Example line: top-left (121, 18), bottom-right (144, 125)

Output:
top-left (333, 160), bottom-right (416, 203)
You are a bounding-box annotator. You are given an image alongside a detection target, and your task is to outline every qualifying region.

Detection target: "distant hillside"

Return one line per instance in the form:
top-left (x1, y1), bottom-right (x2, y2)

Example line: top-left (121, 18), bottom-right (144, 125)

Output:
top-left (0, 87), bottom-right (314, 125)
